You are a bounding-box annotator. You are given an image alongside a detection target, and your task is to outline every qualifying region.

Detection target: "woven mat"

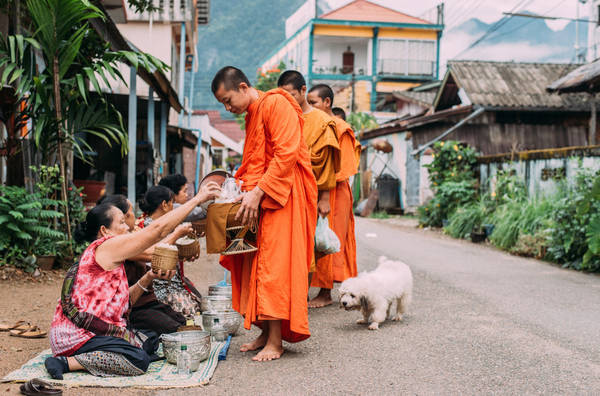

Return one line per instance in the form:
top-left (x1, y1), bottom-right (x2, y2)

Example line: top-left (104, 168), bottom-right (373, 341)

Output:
top-left (1, 341), bottom-right (227, 388)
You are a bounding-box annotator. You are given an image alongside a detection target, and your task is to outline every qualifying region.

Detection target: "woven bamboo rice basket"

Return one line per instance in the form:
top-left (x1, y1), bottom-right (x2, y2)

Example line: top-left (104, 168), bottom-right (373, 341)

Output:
top-left (192, 219), bottom-right (206, 235)
top-left (176, 236), bottom-right (200, 260)
top-left (151, 246), bottom-right (178, 273)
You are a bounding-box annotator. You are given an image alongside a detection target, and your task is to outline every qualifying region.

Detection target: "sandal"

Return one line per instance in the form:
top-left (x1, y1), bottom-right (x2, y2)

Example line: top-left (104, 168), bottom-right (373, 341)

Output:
top-left (20, 378), bottom-right (62, 395)
top-left (0, 320), bottom-right (29, 331)
top-left (10, 325), bottom-right (47, 339)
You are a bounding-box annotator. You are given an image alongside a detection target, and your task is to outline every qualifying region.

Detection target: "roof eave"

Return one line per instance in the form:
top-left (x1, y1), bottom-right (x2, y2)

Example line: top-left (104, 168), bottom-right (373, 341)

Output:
top-left (90, 2), bottom-right (184, 113)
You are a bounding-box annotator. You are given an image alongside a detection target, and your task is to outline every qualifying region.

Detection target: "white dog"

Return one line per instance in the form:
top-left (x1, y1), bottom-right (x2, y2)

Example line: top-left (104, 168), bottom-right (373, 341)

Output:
top-left (339, 256), bottom-right (413, 330)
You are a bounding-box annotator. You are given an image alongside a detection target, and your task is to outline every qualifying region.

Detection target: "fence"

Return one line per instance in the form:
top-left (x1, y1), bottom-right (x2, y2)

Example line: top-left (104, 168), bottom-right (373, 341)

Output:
top-left (478, 146), bottom-right (600, 197)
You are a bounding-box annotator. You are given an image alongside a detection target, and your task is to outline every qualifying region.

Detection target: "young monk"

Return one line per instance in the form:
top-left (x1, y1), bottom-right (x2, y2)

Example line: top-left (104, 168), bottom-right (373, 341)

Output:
top-left (211, 66), bottom-right (318, 361)
top-left (306, 84), bottom-right (361, 307)
top-left (277, 70), bottom-right (341, 306)
top-left (332, 107), bottom-right (347, 121)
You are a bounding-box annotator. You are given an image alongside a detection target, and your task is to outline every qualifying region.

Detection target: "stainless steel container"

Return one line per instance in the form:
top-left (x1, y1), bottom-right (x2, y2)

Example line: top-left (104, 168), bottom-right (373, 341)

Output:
top-left (208, 284), bottom-right (232, 297)
top-left (202, 309), bottom-right (241, 335)
top-left (160, 330), bottom-right (211, 371)
top-left (200, 295), bottom-right (232, 312)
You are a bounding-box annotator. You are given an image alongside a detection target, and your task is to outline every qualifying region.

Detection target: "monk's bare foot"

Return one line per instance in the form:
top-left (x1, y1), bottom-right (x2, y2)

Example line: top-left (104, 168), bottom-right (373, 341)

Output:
top-left (308, 295), bottom-right (332, 308)
top-left (308, 288), bottom-right (332, 308)
top-left (252, 343), bottom-right (283, 362)
top-left (240, 331), bottom-right (268, 352)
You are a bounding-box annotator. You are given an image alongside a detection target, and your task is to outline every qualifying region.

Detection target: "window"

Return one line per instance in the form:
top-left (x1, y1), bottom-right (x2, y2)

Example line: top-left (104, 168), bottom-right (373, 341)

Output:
top-left (377, 39), bottom-right (436, 76)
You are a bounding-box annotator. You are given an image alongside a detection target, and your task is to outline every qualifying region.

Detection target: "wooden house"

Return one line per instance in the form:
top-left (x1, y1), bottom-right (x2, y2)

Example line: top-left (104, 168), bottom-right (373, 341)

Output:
top-left (362, 60), bottom-right (596, 210)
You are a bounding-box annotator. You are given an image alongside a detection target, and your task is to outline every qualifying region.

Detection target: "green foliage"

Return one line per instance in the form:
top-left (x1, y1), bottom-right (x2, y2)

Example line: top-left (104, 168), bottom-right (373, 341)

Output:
top-left (425, 141), bottom-right (478, 187)
top-left (488, 197), bottom-right (555, 251)
top-left (419, 180), bottom-right (478, 228)
top-left (419, 141), bottom-right (479, 227)
top-left (446, 198), bottom-right (490, 239)
top-left (0, 1), bottom-right (168, 163)
top-left (370, 211), bottom-right (390, 219)
top-left (0, 185), bottom-right (63, 272)
top-left (546, 169), bottom-right (600, 271)
top-left (347, 112), bottom-right (378, 135)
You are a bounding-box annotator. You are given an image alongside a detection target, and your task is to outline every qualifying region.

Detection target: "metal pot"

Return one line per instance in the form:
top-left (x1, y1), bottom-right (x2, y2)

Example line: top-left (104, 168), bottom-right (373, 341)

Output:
top-left (200, 295), bottom-right (232, 312)
top-left (160, 330), bottom-right (211, 371)
top-left (208, 284), bottom-right (232, 297)
top-left (202, 309), bottom-right (241, 335)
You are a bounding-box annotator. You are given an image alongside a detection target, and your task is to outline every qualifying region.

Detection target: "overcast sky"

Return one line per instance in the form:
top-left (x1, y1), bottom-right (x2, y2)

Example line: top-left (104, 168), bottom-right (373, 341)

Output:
top-left (327, 0), bottom-right (588, 31)
top-left (324, 0), bottom-right (592, 69)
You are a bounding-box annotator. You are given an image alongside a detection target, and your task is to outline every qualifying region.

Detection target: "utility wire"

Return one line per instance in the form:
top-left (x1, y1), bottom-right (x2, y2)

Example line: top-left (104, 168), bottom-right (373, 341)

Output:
top-left (453, 0), bottom-right (534, 59)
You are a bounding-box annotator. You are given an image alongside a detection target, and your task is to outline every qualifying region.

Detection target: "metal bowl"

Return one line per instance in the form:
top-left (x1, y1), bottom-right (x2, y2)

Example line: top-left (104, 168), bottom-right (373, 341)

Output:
top-left (208, 284), bottom-right (232, 297)
top-left (160, 330), bottom-right (211, 371)
top-left (202, 309), bottom-right (242, 335)
top-left (200, 295), bottom-right (232, 312)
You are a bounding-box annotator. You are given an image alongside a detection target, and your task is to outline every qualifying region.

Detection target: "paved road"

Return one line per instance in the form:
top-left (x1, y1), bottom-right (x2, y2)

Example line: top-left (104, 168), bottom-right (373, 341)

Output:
top-left (160, 218), bottom-right (600, 395)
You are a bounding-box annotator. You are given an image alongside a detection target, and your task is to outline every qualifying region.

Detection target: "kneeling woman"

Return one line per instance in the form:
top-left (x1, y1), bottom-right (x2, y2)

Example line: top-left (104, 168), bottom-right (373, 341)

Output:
top-left (46, 182), bottom-right (220, 379)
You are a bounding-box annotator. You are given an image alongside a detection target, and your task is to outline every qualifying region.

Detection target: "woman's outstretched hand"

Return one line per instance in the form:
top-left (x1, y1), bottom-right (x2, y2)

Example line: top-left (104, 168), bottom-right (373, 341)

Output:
top-left (196, 181), bottom-right (221, 203)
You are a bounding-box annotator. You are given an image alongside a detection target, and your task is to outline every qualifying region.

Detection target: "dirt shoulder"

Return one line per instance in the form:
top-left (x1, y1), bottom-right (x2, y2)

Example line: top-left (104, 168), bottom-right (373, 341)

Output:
top-left (0, 243), bottom-right (224, 395)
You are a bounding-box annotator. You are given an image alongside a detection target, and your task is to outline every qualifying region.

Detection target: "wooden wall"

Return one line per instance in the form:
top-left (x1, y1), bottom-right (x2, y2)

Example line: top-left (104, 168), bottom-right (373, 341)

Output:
top-left (410, 110), bottom-right (591, 155)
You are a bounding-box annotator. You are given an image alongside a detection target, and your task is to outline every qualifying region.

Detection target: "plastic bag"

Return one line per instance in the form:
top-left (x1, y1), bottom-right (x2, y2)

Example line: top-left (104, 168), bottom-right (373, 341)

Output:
top-left (314, 217), bottom-right (340, 255)
top-left (215, 177), bottom-right (242, 203)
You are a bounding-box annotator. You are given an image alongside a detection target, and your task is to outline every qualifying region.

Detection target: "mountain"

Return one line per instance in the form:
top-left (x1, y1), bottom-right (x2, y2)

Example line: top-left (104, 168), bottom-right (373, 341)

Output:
top-left (187, 0), bottom-right (305, 114)
top-left (446, 12), bottom-right (588, 64)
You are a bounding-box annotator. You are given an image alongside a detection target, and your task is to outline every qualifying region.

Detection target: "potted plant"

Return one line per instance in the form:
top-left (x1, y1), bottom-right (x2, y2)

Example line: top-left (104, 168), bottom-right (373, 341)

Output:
top-left (470, 225), bottom-right (487, 243)
top-left (34, 239), bottom-right (58, 270)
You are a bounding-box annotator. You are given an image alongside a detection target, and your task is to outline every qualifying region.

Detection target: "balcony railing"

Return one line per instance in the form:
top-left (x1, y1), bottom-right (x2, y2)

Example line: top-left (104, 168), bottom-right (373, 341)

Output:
top-left (311, 65), bottom-right (368, 76)
top-left (377, 59), bottom-right (436, 77)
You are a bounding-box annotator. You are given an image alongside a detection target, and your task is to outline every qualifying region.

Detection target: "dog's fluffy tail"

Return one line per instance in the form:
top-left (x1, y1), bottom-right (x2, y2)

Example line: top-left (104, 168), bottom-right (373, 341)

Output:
top-left (378, 256), bottom-right (388, 265)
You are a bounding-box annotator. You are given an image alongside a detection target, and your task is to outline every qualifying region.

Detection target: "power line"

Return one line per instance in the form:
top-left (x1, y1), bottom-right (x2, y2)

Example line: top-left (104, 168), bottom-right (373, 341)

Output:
top-left (453, 0), bottom-right (534, 59)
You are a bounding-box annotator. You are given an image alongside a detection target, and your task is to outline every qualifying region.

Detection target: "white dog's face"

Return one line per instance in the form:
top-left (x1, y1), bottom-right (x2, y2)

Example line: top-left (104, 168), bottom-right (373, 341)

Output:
top-left (339, 279), bottom-right (362, 311)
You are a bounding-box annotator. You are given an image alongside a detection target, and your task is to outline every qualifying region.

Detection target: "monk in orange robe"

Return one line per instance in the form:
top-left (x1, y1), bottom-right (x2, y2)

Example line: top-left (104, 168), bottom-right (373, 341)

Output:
top-left (306, 84), bottom-right (361, 307)
top-left (212, 66), bottom-right (318, 361)
top-left (277, 70), bottom-right (341, 281)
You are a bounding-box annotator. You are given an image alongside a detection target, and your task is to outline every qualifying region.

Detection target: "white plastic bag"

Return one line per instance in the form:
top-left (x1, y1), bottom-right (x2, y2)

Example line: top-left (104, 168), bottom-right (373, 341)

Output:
top-left (314, 217), bottom-right (340, 255)
top-left (215, 177), bottom-right (242, 203)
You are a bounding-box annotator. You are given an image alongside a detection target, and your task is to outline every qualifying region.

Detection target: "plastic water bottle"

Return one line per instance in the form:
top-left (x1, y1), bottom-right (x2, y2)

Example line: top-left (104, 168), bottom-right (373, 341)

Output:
top-left (177, 344), bottom-right (191, 375)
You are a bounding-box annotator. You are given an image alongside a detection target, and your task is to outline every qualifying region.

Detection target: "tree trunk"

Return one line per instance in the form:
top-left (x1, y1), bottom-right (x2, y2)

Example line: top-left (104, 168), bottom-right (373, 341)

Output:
top-left (53, 57), bottom-right (73, 249)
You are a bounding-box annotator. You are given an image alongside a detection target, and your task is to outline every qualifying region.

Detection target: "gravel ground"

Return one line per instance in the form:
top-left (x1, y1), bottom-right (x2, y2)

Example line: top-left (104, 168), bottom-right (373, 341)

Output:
top-left (2, 219), bottom-right (600, 395)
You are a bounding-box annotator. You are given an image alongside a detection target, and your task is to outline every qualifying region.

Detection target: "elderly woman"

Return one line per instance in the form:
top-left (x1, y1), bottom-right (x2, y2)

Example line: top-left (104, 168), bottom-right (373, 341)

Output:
top-left (97, 194), bottom-right (188, 335)
top-left (45, 183), bottom-right (220, 379)
top-left (138, 186), bottom-right (203, 316)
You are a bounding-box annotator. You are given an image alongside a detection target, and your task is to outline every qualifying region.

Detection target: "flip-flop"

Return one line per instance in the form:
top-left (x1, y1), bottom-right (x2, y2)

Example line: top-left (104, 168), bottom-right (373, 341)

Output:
top-left (0, 320), bottom-right (29, 331)
top-left (10, 325), bottom-right (47, 339)
top-left (20, 378), bottom-right (62, 395)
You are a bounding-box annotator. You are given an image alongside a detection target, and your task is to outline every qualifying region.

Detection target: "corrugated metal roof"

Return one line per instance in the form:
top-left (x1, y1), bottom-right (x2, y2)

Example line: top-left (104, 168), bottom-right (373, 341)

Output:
top-left (547, 58), bottom-right (600, 93)
top-left (393, 91), bottom-right (436, 107)
top-left (449, 61), bottom-right (590, 110)
top-left (320, 0), bottom-right (431, 25)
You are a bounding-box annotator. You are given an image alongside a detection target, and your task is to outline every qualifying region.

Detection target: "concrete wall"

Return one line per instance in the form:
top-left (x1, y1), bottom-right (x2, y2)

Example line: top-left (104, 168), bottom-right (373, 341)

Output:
top-left (480, 155), bottom-right (600, 198)
top-left (312, 38), bottom-right (369, 75)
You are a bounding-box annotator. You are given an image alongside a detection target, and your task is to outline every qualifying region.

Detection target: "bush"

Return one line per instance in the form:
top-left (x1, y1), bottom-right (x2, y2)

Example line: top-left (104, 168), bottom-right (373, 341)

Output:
top-left (446, 198), bottom-right (490, 239)
top-left (419, 180), bottom-right (477, 227)
top-left (0, 185), bottom-right (64, 272)
top-left (419, 141), bottom-right (479, 227)
top-left (546, 169), bottom-right (600, 271)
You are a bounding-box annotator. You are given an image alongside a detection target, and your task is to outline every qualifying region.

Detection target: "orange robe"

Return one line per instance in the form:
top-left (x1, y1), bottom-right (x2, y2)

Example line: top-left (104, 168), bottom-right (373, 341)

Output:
top-left (302, 108), bottom-right (340, 191)
top-left (302, 108), bottom-right (340, 273)
top-left (311, 118), bottom-right (361, 288)
top-left (220, 88), bottom-right (318, 343)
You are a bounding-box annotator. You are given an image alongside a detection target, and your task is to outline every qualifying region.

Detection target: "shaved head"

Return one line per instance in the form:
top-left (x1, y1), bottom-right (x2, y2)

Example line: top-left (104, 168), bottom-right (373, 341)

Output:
top-left (332, 107), bottom-right (346, 121)
top-left (211, 66), bottom-right (251, 94)
top-left (277, 70), bottom-right (306, 91)
top-left (308, 84), bottom-right (334, 105)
